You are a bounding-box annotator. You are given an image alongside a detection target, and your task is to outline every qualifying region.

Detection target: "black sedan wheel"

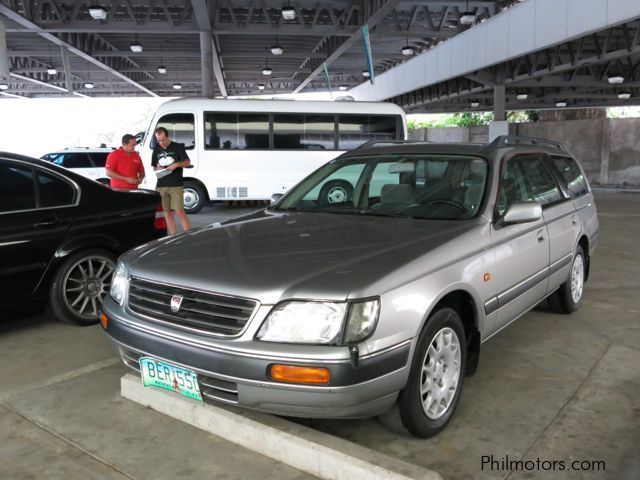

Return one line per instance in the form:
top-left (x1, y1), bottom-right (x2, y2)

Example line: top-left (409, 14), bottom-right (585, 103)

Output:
top-left (49, 249), bottom-right (116, 325)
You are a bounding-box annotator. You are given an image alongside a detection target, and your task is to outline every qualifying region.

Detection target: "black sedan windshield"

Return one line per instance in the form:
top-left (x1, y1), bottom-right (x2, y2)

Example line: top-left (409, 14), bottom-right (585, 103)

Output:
top-left (274, 154), bottom-right (489, 220)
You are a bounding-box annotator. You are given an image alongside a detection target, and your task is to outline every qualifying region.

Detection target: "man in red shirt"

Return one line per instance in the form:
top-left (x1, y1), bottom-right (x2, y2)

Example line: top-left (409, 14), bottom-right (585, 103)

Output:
top-left (105, 134), bottom-right (145, 189)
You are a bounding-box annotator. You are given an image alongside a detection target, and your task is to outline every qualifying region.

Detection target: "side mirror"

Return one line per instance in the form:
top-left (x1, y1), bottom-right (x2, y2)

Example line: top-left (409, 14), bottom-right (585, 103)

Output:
top-left (135, 131), bottom-right (145, 145)
top-left (270, 193), bottom-right (283, 205)
top-left (503, 201), bottom-right (542, 224)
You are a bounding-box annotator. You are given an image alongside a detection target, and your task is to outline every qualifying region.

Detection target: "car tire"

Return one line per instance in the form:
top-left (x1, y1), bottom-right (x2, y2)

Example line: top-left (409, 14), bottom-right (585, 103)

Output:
top-left (549, 245), bottom-right (585, 314)
top-left (398, 307), bottom-right (466, 438)
top-left (318, 180), bottom-right (354, 205)
top-left (183, 181), bottom-right (207, 214)
top-left (49, 248), bottom-right (116, 325)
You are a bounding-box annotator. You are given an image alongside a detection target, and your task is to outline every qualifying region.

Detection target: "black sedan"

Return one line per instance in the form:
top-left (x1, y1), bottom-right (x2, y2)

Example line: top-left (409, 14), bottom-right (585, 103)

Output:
top-left (0, 152), bottom-right (166, 325)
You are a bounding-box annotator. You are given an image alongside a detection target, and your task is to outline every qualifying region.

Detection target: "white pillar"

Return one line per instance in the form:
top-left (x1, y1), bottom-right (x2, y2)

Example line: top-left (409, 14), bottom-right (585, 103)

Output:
top-left (0, 16), bottom-right (10, 78)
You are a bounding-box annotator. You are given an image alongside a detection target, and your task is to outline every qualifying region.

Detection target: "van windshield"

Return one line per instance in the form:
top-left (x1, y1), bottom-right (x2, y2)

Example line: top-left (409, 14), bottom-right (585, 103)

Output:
top-left (273, 154), bottom-right (489, 220)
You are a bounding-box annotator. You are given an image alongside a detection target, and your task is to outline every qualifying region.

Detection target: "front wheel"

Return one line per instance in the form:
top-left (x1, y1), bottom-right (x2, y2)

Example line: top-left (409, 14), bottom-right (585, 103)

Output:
top-left (398, 307), bottom-right (466, 438)
top-left (549, 245), bottom-right (585, 314)
top-left (183, 181), bottom-right (207, 214)
top-left (48, 249), bottom-right (116, 325)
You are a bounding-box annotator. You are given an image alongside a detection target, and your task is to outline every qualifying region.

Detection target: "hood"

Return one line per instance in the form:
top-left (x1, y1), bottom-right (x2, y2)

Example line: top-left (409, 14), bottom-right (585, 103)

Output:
top-left (127, 210), bottom-right (480, 304)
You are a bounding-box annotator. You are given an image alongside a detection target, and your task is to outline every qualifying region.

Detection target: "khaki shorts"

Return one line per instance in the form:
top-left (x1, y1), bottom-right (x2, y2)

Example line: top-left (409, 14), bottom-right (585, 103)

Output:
top-left (157, 186), bottom-right (184, 211)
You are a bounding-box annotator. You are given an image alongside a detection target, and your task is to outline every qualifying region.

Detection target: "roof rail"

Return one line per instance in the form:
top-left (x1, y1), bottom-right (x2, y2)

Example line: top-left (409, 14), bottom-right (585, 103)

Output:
top-left (489, 135), bottom-right (565, 150)
top-left (356, 139), bottom-right (429, 149)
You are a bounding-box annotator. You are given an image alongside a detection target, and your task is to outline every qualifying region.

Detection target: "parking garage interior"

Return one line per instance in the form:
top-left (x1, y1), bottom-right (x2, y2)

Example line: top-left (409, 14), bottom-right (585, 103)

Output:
top-left (1, 1), bottom-right (639, 479)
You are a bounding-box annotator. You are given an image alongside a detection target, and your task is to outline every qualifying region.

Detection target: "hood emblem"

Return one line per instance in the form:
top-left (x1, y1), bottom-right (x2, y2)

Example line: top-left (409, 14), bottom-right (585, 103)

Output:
top-left (170, 295), bottom-right (183, 313)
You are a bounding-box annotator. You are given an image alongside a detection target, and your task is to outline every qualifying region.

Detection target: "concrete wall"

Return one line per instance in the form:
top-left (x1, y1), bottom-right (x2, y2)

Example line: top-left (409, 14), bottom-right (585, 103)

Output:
top-left (413, 118), bottom-right (640, 188)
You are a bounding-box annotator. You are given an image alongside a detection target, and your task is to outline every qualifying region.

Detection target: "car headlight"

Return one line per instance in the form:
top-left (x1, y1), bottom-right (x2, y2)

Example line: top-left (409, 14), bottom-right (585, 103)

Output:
top-left (256, 298), bottom-right (380, 345)
top-left (109, 263), bottom-right (129, 306)
top-left (256, 301), bottom-right (347, 344)
top-left (344, 299), bottom-right (380, 343)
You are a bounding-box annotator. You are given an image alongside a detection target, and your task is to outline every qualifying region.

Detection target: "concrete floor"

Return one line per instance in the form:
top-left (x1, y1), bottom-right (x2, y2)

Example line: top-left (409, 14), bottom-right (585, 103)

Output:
top-left (1, 193), bottom-right (638, 480)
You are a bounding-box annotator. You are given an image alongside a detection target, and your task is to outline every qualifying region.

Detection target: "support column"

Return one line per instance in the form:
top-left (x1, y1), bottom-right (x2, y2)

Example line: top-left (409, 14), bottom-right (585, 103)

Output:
top-left (61, 47), bottom-right (74, 96)
top-left (200, 31), bottom-right (215, 98)
top-left (600, 119), bottom-right (611, 186)
top-left (0, 16), bottom-right (10, 78)
top-left (489, 84), bottom-right (508, 141)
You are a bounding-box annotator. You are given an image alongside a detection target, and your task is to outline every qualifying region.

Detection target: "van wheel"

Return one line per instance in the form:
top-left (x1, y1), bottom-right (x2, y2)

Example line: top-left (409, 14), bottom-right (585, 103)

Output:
top-left (398, 307), bottom-right (466, 438)
top-left (183, 181), bottom-right (207, 214)
top-left (549, 245), bottom-right (585, 314)
top-left (49, 249), bottom-right (116, 325)
top-left (318, 180), bottom-right (353, 205)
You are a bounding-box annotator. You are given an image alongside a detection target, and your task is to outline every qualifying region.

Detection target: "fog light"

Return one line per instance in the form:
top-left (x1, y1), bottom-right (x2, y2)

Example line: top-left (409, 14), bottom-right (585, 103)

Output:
top-left (269, 364), bottom-right (330, 385)
top-left (100, 312), bottom-right (109, 329)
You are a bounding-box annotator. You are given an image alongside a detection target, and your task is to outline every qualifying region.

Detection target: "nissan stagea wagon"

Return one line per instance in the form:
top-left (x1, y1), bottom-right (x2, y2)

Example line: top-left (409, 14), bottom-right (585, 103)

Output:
top-left (102, 136), bottom-right (598, 438)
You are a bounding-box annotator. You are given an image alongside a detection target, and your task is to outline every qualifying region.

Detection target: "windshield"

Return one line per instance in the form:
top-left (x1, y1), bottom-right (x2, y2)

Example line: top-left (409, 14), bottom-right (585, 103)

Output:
top-left (274, 154), bottom-right (489, 220)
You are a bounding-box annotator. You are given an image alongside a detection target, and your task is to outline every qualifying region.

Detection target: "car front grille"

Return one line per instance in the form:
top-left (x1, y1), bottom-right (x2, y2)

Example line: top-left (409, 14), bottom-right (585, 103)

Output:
top-left (120, 348), bottom-right (239, 404)
top-left (127, 277), bottom-right (258, 336)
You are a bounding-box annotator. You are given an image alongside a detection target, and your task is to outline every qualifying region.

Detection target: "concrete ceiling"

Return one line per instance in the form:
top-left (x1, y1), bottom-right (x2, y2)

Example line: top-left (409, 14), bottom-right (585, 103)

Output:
top-left (0, 0), bottom-right (637, 113)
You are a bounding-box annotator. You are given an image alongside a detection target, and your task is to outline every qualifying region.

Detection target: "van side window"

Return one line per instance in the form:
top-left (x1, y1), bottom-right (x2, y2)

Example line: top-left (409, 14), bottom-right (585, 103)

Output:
top-left (551, 156), bottom-right (588, 198)
top-left (204, 113), bottom-right (269, 150)
top-left (337, 115), bottom-right (399, 149)
top-left (153, 114), bottom-right (195, 150)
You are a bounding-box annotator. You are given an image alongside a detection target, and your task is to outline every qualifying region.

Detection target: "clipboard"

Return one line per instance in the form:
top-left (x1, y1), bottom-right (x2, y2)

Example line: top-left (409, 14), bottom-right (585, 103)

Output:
top-left (155, 168), bottom-right (172, 179)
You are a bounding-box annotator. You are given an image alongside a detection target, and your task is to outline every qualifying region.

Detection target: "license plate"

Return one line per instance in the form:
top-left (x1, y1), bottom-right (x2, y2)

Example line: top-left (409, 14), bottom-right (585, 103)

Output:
top-left (139, 356), bottom-right (203, 402)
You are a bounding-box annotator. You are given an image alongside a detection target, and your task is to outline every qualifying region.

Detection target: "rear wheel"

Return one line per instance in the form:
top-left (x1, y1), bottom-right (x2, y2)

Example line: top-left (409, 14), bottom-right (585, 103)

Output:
top-left (49, 249), bottom-right (116, 325)
top-left (318, 180), bottom-right (353, 205)
top-left (183, 181), bottom-right (207, 214)
top-left (549, 245), bottom-right (585, 314)
top-left (398, 307), bottom-right (466, 438)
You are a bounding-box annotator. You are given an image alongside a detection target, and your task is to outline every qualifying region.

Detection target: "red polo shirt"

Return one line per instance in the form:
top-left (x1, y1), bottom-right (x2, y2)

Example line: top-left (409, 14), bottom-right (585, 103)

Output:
top-left (105, 147), bottom-right (144, 189)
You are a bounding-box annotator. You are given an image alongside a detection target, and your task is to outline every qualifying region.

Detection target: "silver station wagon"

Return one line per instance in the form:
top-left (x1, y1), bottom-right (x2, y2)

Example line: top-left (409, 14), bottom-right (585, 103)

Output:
top-left (102, 136), bottom-right (598, 438)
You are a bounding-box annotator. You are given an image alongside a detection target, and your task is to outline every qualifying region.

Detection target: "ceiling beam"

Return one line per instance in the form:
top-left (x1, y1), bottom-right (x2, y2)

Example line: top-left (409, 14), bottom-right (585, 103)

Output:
top-left (0, 4), bottom-right (157, 97)
top-left (293, 0), bottom-right (404, 94)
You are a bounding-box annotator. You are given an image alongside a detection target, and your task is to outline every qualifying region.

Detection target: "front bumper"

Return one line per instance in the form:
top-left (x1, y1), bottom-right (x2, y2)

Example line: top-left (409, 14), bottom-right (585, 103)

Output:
top-left (102, 296), bottom-right (411, 418)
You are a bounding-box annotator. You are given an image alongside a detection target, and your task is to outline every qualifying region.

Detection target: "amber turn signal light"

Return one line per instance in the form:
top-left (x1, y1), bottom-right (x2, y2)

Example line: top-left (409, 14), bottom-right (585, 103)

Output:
top-left (100, 312), bottom-right (109, 329)
top-left (269, 364), bottom-right (330, 385)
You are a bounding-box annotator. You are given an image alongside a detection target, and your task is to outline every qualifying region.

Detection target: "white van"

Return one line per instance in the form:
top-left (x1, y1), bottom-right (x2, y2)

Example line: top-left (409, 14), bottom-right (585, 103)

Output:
top-left (138, 98), bottom-right (407, 213)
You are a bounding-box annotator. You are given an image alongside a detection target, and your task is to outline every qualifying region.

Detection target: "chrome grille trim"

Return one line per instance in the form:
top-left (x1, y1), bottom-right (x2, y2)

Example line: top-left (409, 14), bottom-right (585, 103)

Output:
top-left (127, 276), bottom-right (259, 337)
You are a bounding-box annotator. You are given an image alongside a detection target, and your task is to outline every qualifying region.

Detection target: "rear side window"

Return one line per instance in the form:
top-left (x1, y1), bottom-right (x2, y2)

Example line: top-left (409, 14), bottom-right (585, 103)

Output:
top-left (37, 171), bottom-right (75, 208)
top-left (0, 162), bottom-right (36, 212)
top-left (551, 156), bottom-right (588, 198)
top-left (45, 153), bottom-right (92, 168)
top-left (89, 153), bottom-right (108, 167)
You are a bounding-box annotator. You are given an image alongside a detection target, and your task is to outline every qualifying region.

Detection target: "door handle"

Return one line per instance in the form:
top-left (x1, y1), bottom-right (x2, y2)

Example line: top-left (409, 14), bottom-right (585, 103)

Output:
top-left (33, 218), bottom-right (63, 228)
top-left (537, 229), bottom-right (545, 243)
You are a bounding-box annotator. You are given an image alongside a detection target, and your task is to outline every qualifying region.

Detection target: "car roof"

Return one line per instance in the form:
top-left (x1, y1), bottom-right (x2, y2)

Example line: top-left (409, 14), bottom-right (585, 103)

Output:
top-left (1, 151), bottom-right (88, 177)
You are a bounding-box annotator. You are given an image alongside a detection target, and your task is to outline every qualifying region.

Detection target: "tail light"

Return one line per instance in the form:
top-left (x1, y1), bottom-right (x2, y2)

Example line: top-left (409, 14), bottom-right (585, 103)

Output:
top-left (154, 204), bottom-right (166, 231)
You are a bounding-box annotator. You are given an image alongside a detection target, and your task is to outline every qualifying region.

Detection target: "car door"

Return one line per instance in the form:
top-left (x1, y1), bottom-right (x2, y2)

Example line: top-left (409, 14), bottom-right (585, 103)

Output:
top-left (0, 160), bottom-right (74, 305)
top-left (487, 154), bottom-right (551, 334)
top-left (536, 155), bottom-right (581, 293)
top-left (61, 152), bottom-right (96, 180)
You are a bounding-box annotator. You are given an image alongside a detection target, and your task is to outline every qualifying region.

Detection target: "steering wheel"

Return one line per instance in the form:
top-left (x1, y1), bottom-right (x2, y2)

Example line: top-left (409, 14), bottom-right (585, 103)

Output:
top-left (426, 199), bottom-right (469, 213)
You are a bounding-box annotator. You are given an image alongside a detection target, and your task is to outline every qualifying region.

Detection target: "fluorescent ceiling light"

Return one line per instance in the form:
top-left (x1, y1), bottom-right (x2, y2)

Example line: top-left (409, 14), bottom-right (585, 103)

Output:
top-left (608, 75), bottom-right (624, 85)
top-left (84, 82), bottom-right (94, 89)
top-left (88, 6), bottom-right (107, 20)
top-left (257, 84), bottom-right (265, 90)
top-left (130, 43), bottom-right (143, 53)
top-left (401, 45), bottom-right (415, 56)
top-left (47, 67), bottom-right (58, 75)
top-left (470, 101), bottom-right (480, 107)
top-left (339, 85), bottom-right (348, 91)
top-left (556, 101), bottom-right (567, 107)
top-left (172, 83), bottom-right (182, 90)
top-left (362, 70), bottom-right (370, 78)
top-left (618, 92), bottom-right (631, 99)
top-left (281, 6), bottom-right (296, 20)
top-left (270, 45), bottom-right (283, 55)
top-left (158, 65), bottom-right (167, 74)
top-left (516, 93), bottom-right (528, 100)
top-left (0, 84), bottom-right (9, 90)
top-left (460, 13), bottom-right (477, 25)
top-left (262, 67), bottom-right (273, 76)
